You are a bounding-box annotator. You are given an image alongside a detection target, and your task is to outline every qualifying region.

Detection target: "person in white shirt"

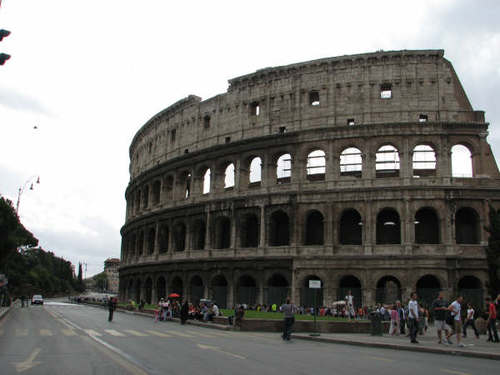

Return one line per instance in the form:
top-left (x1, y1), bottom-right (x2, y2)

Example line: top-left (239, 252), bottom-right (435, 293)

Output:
top-left (212, 303), bottom-right (219, 317)
top-left (446, 295), bottom-right (465, 347)
top-left (462, 303), bottom-right (479, 339)
top-left (345, 290), bottom-right (355, 320)
top-left (408, 292), bottom-right (419, 344)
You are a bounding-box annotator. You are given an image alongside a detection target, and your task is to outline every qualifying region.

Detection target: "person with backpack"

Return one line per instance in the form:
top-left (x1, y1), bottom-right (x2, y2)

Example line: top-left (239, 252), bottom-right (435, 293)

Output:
top-left (462, 303), bottom-right (479, 339)
top-left (446, 295), bottom-right (465, 347)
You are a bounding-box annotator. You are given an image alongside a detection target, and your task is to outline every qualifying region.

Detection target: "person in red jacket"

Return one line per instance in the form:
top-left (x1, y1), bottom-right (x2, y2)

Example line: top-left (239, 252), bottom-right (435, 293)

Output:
top-left (486, 297), bottom-right (499, 343)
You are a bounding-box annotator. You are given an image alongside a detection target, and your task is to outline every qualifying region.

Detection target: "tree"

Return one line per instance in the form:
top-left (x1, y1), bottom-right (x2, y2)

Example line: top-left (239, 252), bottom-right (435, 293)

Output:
top-left (0, 196), bottom-right (38, 271)
top-left (485, 205), bottom-right (500, 297)
top-left (93, 272), bottom-right (108, 292)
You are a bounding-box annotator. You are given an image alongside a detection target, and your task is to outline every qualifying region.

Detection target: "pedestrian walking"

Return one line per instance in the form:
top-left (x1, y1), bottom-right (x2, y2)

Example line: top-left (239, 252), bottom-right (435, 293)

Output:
top-left (389, 304), bottom-right (400, 335)
top-left (431, 291), bottom-right (450, 344)
top-left (485, 296), bottom-right (499, 343)
top-left (180, 300), bottom-right (189, 325)
top-left (396, 300), bottom-right (406, 335)
top-left (408, 292), bottom-right (419, 344)
top-left (446, 295), bottom-right (465, 347)
top-left (462, 303), bottom-right (480, 339)
top-left (281, 299), bottom-right (296, 341)
top-left (345, 290), bottom-right (355, 320)
top-left (108, 297), bottom-right (116, 322)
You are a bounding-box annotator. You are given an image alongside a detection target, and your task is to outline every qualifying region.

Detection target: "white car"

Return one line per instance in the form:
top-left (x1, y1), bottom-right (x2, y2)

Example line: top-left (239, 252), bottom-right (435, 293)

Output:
top-left (31, 295), bottom-right (44, 305)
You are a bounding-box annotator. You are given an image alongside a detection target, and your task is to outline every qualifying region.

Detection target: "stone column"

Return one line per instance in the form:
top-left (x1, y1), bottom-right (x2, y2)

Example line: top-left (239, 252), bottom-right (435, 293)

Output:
top-left (154, 222), bottom-right (160, 258)
top-left (151, 277), bottom-right (157, 305)
top-left (259, 206), bottom-right (266, 249)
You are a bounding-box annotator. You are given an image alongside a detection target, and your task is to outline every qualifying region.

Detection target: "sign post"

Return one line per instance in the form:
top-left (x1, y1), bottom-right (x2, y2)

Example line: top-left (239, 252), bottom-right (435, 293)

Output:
top-left (308, 280), bottom-right (321, 336)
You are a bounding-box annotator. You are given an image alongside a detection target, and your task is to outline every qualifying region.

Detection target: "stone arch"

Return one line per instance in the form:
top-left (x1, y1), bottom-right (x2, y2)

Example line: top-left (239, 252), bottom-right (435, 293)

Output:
top-left (376, 144), bottom-right (400, 178)
top-left (215, 216), bottom-right (231, 249)
top-left (224, 163), bottom-right (235, 189)
top-left (157, 276), bottom-right (166, 301)
top-left (415, 207), bottom-right (440, 244)
top-left (458, 275), bottom-right (483, 308)
top-left (306, 149), bottom-right (326, 181)
top-left (135, 279), bottom-right (141, 303)
top-left (376, 208), bottom-right (401, 244)
top-left (211, 274), bottom-right (228, 308)
top-left (170, 276), bottom-right (183, 297)
top-left (276, 152), bottom-right (292, 183)
top-left (164, 175), bottom-right (174, 201)
top-left (202, 168), bottom-right (211, 194)
top-left (266, 273), bottom-right (289, 306)
top-left (173, 221), bottom-right (186, 251)
top-left (340, 147), bottom-right (363, 178)
top-left (339, 209), bottom-right (362, 245)
top-left (158, 223), bottom-right (169, 254)
top-left (301, 275), bottom-right (324, 308)
top-left (147, 227), bottom-right (155, 255)
top-left (192, 219), bottom-right (206, 250)
top-left (137, 230), bottom-right (145, 255)
top-left (144, 277), bottom-right (153, 304)
top-left (269, 210), bottom-right (290, 246)
top-left (249, 156), bottom-right (262, 184)
top-left (177, 170), bottom-right (191, 199)
top-left (451, 144), bottom-right (473, 177)
top-left (240, 213), bottom-right (259, 248)
top-left (416, 274), bottom-right (441, 308)
top-left (143, 185), bottom-right (150, 209)
top-left (338, 275), bottom-right (362, 309)
top-left (237, 275), bottom-right (257, 306)
top-left (152, 180), bottom-right (161, 205)
top-left (412, 144), bottom-right (437, 177)
top-left (455, 207), bottom-right (480, 244)
top-left (304, 209), bottom-right (324, 245)
top-left (127, 279), bottom-right (134, 302)
top-left (375, 276), bottom-right (402, 304)
top-left (189, 275), bottom-right (204, 305)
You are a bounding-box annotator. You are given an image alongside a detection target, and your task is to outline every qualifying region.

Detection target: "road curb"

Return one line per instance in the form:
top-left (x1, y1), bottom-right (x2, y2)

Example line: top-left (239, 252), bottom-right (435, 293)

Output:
top-left (0, 307), bottom-right (10, 322)
top-left (293, 334), bottom-right (500, 361)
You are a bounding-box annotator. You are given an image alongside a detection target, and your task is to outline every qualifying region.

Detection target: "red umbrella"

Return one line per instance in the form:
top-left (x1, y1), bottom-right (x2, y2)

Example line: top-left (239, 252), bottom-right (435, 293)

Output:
top-left (168, 293), bottom-right (180, 298)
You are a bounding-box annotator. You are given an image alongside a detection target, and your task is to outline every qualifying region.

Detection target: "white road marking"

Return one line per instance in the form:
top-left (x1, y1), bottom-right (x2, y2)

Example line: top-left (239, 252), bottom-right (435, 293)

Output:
top-left (167, 330), bottom-right (194, 338)
top-left (61, 329), bottom-right (77, 336)
top-left (105, 329), bottom-right (126, 337)
top-left (441, 370), bottom-right (471, 375)
top-left (84, 329), bottom-right (102, 337)
top-left (123, 330), bottom-right (148, 337)
top-left (197, 343), bottom-right (245, 360)
top-left (39, 329), bottom-right (53, 336)
top-left (12, 347), bottom-right (42, 373)
top-left (16, 328), bottom-right (28, 337)
top-left (145, 330), bottom-right (172, 337)
top-left (186, 330), bottom-right (216, 338)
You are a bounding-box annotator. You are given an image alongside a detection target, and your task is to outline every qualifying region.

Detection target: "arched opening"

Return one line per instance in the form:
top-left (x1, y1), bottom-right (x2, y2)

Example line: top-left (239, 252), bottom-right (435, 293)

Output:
top-left (306, 150), bottom-right (326, 181)
top-left (211, 274), bottom-right (228, 308)
top-left (376, 208), bottom-right (401, 244)
top-left (215, 216), bottom-right (231, 249)
top-left (173, 222), bottom-right (186, 252)
top-left (127, 279), bottom-right (134, 302)
top-left (270, 210), bottom-right (290, 246)
top-left (458, 276), bottom-right (483, 308)
top-left (412, 145), bottom-right (436, 177)
top-left (164, 176), bottom-right (174, 201)
top-left (190, 276), bottom-right (204, 305)
top-left (144, 277), bottom-right (153, 304)
top-left (451, 144), bottom-right (473, 178)
top-left (143, 185), bottom-right (149, 208)
top-left (301, 275), bottom-right (323, 308)
top-left (135, 190), bottom-right (141, 213)
top-left (340, 147), bottom-right (362, 178)
top-left (130, 234), bottom-right (136, 258)
top-left (224, 163), bottom-right (235, 189)
top-left (192, 219), bottom-right (206, 250)
top-left (135, 279), bottom-right (141, 303)
top-left (376, 145), bottom-right (400, 178)
top-left (305, 210), bottom-right (324, 245)
top-left (147, 227), bottom-right (155, 255)
top-left (416, 275), bottom-right (441, 308)
top-left (237, 275), bottom-right (257, 306)
top-left (240, 213), bottom-right (259, 248)
top-left (137, 231), bottom-right (144, 256)
top-left (158, 224), bottom-right (169, 254)
top-left (276, 153), bottom-right (292, 183)
top-left (339, 209), bottom-right (362, 245)
top-left (179, 171), bottom-right (191, 199)
top-left (249, 157), bottom-right (262, 184)
top-left (202, 168), bottom-right (211, 194)
top-left (415, 208), bottom-right (439, 244)
top-left (170, 276), bottom-right (183, 297)
top-left (455, 207), bottom-right (480, 244)
top-left (152, 180), bottom-right (161, 205)
top-left (338, 275), bottom-right (362, 309)
top-left (266, 274), bottom-right (289, 306)
top-left (157, 276), bottom-right (166, 301)
top-left (375, 276), bottom-right (402, 304)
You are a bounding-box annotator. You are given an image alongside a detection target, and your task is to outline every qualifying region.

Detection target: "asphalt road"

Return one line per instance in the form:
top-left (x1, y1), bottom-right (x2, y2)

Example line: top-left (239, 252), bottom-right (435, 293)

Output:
top-left (0, 301), bottom-right (497, 375)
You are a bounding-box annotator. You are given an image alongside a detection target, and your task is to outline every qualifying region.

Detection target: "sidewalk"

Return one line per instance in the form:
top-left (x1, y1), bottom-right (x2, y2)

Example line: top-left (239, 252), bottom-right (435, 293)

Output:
top-left (294, 326), bottom-right (500, 360)
top-left (0, 306), bottom-right (10, 322)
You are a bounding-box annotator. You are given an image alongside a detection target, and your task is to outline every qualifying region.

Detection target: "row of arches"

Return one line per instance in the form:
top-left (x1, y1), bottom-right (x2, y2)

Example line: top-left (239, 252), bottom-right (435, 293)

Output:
top-left (122, 273), bottom-right (484, 310)
top-left (127, 143), bottom-right (474, 216)
top-left (122, 205), bottom-right (481, 259)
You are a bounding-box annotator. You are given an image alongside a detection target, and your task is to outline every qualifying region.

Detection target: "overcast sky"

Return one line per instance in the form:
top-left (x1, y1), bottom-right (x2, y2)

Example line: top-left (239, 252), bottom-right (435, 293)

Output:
top-left (1, 0), bottom-right (499, 277)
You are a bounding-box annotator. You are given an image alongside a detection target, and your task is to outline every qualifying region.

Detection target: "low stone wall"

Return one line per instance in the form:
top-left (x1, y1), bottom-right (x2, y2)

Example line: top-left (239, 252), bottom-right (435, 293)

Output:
top-left (240, 319), bottom-right (389, 333)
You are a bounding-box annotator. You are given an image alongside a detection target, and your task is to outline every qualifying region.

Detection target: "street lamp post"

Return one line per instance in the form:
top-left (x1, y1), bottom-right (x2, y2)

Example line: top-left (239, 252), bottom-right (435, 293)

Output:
top-left (16, 176), bottom-right (40, 215)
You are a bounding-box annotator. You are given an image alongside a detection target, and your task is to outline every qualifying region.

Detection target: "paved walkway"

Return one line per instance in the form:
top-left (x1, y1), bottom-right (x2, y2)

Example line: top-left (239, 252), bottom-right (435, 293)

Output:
top-left (294, 325), bottom-right (500, 360)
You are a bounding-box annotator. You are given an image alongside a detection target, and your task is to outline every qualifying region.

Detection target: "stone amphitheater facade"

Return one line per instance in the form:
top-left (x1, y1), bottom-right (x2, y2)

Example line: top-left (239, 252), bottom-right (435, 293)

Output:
top-left (119, 49), bottom-right (500, 309)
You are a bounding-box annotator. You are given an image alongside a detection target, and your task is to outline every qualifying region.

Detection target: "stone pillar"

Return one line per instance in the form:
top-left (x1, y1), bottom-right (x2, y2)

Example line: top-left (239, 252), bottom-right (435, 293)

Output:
top-left (151, 277), bottom-right (157, 304)
top-left (205, 210), bottom-right (212, 250)
top-left (154, 222), bottom-right (160, 257)
top-left (259, 206), bottom-right (266, 248)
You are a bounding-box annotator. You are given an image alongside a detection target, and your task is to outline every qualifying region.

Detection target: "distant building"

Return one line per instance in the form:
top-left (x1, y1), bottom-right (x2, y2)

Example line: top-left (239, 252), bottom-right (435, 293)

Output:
top-left (104, 258), bottom-right (120, 293)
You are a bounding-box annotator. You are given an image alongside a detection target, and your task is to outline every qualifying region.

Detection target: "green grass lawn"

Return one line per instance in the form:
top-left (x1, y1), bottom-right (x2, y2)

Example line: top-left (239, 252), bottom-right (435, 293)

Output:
top-left (220, 309), bottom-right (361, 321)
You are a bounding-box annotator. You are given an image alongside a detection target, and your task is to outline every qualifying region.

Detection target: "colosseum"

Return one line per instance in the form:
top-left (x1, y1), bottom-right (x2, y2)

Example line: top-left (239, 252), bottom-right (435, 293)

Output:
top-left (119, 49), bottom-right (500, 310)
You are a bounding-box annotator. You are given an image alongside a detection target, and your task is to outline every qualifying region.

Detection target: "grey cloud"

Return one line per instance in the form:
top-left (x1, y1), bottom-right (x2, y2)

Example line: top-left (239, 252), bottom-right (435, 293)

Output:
top-left (0, 86), bottom-right (51, 116)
